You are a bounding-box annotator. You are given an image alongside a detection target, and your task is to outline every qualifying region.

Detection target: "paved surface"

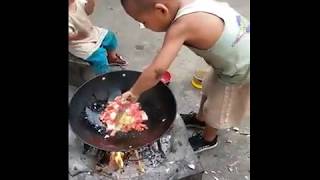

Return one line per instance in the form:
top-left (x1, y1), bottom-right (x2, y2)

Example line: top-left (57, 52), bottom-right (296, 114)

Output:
top-left (69, 0), bottom-right (250, 179)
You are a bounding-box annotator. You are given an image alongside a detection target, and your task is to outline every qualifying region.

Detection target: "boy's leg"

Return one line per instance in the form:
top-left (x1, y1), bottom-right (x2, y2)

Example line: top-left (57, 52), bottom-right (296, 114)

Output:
top-left (188, 110), bottom-right (219, 153)
top-left (188, 125), bottom-right (219, 153)
top-left (197, 95), bottom-right (207, 122)
top-left (101, 31), bottom-right (127, 65)
top-left (86, 47), bottom-right (110, 75)
top-left (189, 71), bottom-right (249, 153)
top-left (101, 31), bottom-right (118, 53)
top-left (180, 70), bottom-right (211, 128)
top-left (203, 125), bottom-right (218, 141)
top-left (188, 69), bottom-right (220, 153)
top-left (188, 97), bottom-right (219, 153)
top-left (180, 95), bottom-right (207, 129)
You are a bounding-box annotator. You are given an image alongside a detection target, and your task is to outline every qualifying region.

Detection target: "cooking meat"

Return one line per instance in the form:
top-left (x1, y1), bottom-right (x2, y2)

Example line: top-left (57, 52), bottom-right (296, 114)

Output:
top-left (100, 96), bottom-right (148, 136)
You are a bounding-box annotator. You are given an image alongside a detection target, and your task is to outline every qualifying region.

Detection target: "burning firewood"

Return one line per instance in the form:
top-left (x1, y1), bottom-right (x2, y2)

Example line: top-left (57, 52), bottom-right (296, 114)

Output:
top-left (109, 152), bottom-right (125, 171)
top-left (134, 150), bottom-right (145, 173)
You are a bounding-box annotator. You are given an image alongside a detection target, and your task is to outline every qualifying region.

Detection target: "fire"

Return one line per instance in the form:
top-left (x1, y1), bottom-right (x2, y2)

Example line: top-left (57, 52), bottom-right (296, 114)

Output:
top-left (109, 152), bottom-right (124, 170)
top-left (107, 150), bottom-right (145, 174)
top-left (134, 150), bottom-right (145, 173)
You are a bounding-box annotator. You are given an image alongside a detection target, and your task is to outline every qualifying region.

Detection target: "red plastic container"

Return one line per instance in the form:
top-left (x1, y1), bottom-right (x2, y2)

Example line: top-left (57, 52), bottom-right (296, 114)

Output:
top-left (160, 71), bottom-right (171, 85)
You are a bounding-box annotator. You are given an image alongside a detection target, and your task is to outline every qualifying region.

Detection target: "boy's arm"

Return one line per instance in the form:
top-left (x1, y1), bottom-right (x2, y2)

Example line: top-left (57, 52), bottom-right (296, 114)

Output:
top-left (122, 23), bottom-right (187, 102)
top-left (84, 0), bottom-right (95, 15)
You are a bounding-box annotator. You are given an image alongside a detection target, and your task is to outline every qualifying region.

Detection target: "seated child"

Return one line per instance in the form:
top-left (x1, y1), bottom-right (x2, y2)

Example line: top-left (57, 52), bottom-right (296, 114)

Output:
top-left (69, 0), bottom-right (128, 75)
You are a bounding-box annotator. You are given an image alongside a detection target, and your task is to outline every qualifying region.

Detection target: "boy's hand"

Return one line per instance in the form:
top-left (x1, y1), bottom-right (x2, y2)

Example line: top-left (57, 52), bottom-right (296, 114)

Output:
top-left (121, 91), bottom-right (139, 103)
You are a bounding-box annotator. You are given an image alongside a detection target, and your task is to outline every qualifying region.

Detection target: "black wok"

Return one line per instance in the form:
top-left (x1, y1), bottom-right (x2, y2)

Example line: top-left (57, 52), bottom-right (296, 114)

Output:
top-left (69, 70), bottom-right (177, 151)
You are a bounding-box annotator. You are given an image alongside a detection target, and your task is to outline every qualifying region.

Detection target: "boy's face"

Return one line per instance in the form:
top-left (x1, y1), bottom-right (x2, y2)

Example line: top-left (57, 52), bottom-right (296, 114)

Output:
top-left (124, 3), bottom-right (172, 32)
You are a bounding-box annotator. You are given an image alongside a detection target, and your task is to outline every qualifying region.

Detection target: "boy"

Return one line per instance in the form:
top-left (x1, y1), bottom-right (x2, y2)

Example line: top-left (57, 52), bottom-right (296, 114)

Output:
top-left (120, 0), bottom-right (250, 153)
top-left (69, 0), bottom-right (128, 75)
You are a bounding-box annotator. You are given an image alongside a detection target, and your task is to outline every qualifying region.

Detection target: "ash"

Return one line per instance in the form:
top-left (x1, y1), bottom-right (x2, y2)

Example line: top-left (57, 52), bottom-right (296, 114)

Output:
top-left (83, 134), bottom-right (172, 169)
top-left (138, 134), bottom-right (171, 168)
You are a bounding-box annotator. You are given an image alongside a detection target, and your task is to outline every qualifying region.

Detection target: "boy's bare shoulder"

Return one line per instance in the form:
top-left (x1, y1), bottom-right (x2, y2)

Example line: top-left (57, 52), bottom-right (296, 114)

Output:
top-left (167, 19), bottom-right (188, 34)
top-left (168, 16), bottom-right (194, 34)
top-left (174, 12), bottom-right (223, 29)
top-left (170, 12), bottom-right (224, 49)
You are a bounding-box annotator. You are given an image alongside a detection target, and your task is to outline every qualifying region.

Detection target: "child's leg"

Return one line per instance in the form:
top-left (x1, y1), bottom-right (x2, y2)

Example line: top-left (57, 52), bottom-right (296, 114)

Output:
top-left (188, 124), bottom-right (219, 153)
top-left (188, 94), bottom-right (219, 153)
top-left (203, 125), bottom-right (218, 142)
top-left (189, 70), bottom-right (249, 153)
top-left (180, 94), bottom-right (207, 128)
top-left (108, 51), bottom-right (118, 62)
top-left (101, 31), bottom-right (118, 54)
top-left (180, 71), bottom-right (212, 127)
top-left (197, 94), bottom-right (207, 122)
top-left (86, 47), bottom-right (110, 75)
top-left (101, 31), bottom-right (127, 65)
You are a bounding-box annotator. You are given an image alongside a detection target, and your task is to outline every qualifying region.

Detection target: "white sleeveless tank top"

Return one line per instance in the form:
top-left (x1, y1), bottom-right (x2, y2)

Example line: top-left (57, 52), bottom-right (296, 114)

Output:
top-left (174, 0), bottom-right (250, 84)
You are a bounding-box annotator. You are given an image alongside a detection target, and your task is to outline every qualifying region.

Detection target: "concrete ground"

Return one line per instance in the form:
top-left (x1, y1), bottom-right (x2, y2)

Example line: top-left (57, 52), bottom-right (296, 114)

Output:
top-left (69, 0), bottom-right (250, 179)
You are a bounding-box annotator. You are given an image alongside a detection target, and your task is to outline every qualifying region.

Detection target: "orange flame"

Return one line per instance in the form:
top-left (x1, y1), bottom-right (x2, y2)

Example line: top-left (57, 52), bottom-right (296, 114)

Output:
top-left (109, 152), bottom-right (124, 170)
